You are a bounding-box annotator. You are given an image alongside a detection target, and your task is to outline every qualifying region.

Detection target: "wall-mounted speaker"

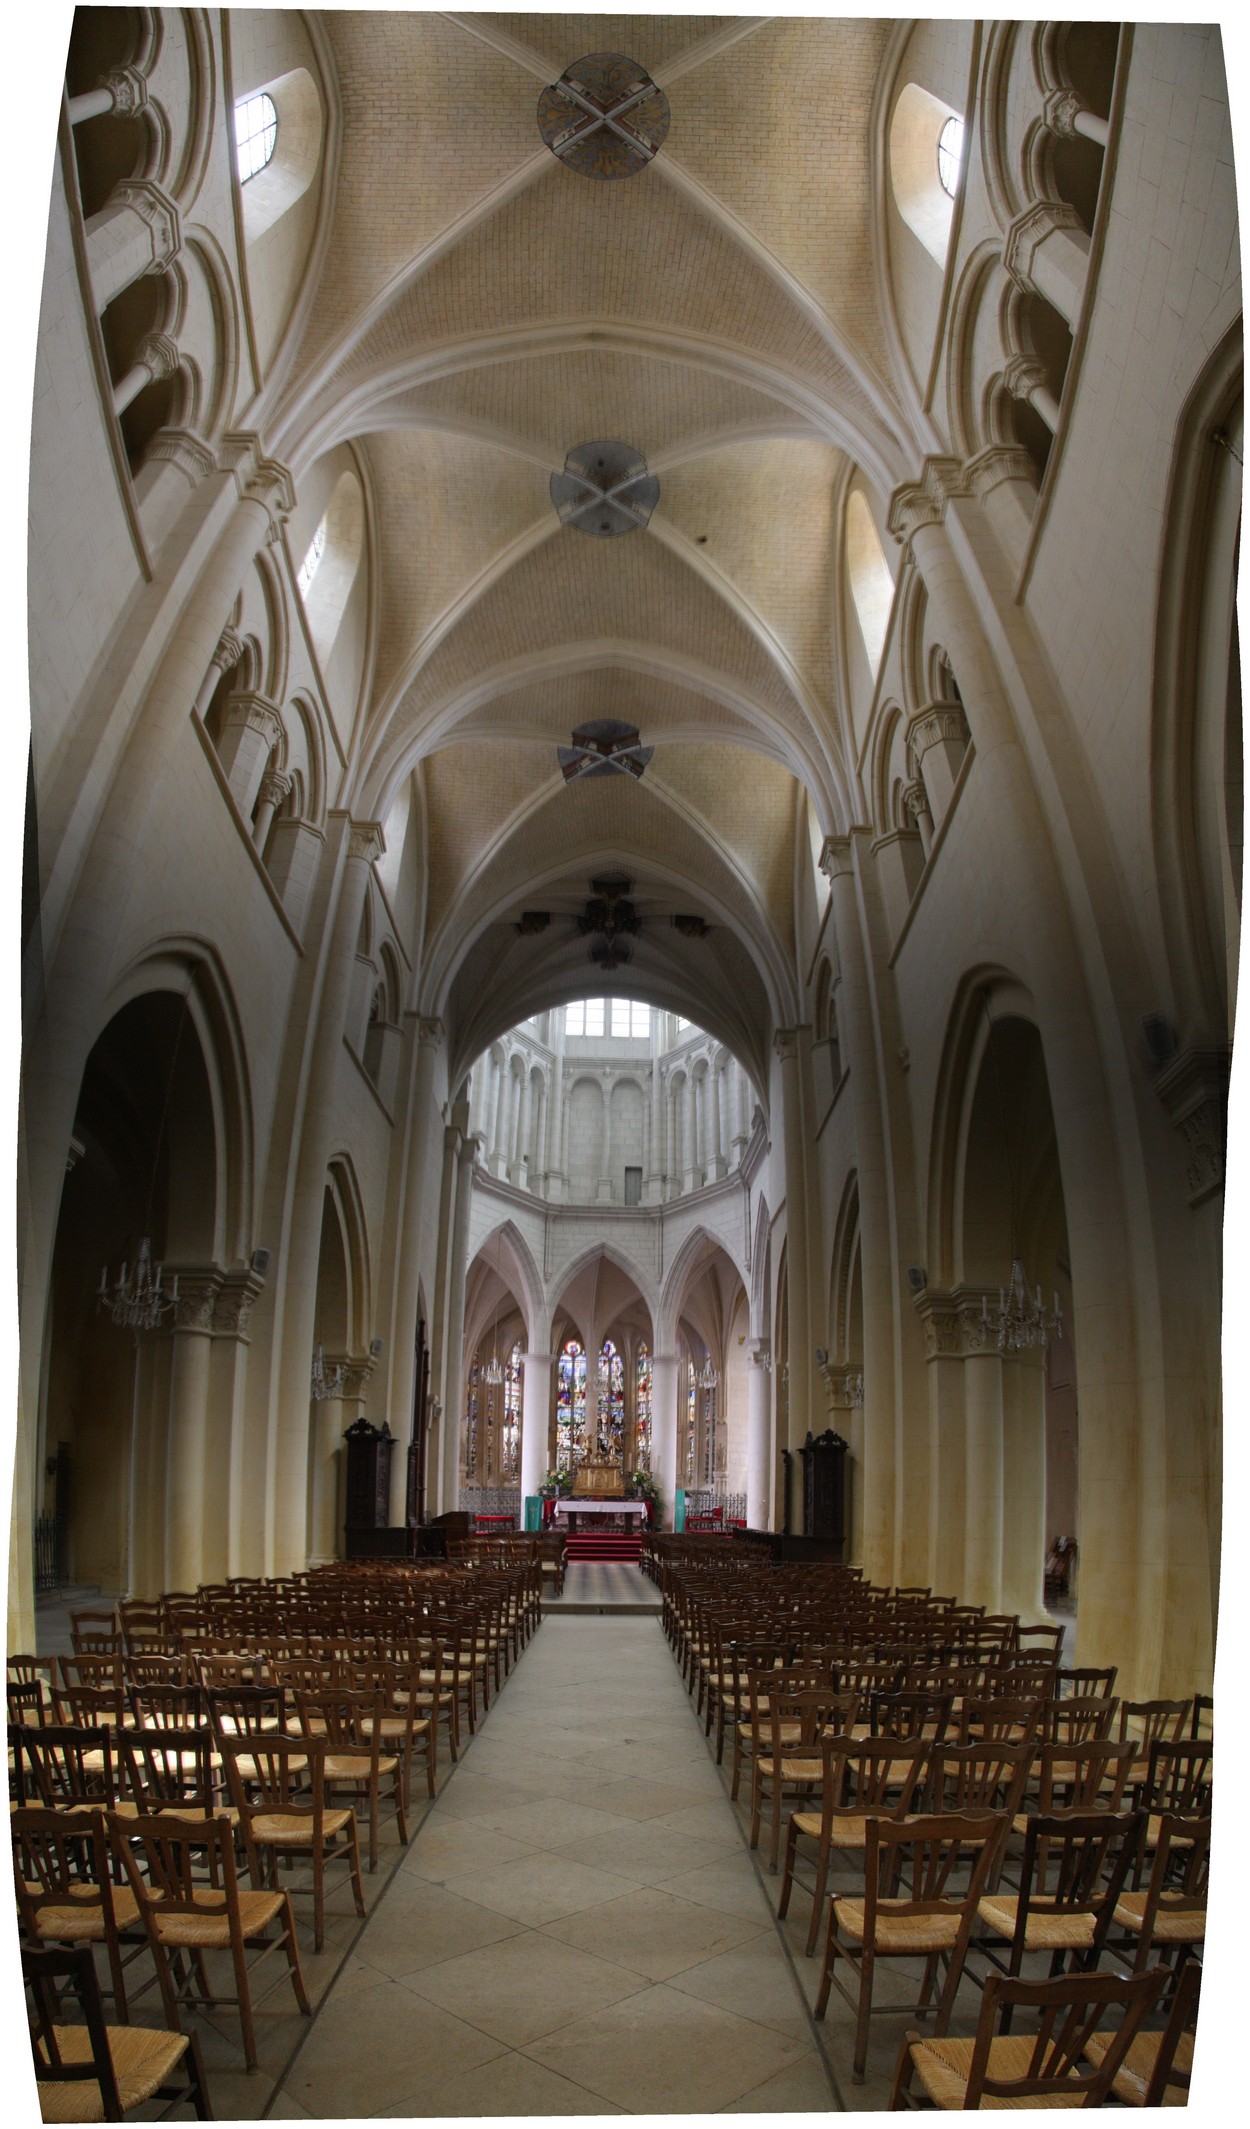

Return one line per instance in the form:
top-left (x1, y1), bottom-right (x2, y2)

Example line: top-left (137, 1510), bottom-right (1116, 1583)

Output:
top-left (251, 1248), bottom-right (271, 1276)
top-left (815, 1345), bottom-right (828, 1365)
top-left (1141, 1014), bottom-right (1178, 1069)
top-left (906, 1265), bottom-right (927, 1293)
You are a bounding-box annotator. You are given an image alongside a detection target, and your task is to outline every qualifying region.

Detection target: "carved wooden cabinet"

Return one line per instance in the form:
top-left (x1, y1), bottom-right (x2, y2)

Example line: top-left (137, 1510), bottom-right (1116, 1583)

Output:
top-left (344, 1417), bottom-right (392, 1545)
top-left (798, 1427), bottom-right (848, 1554)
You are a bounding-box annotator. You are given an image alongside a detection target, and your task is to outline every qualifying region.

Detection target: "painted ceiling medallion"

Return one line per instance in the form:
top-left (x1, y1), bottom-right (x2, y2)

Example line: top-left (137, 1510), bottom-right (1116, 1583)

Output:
top-left (557, 719), bottom-right (653, 784)
top-left (537, 53), bottom-right (670, 180)
top-left (551, 440), bottom-right (659, 537)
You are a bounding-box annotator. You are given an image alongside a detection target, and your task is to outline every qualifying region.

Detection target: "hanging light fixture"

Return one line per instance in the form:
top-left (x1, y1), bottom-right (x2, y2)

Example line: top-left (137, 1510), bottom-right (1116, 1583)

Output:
top-left (310, 1344), bottom-right (347, 1401)
top-left (697, 1353), bottom-right (719, 1391)
top-left (98, 982), bottom-right (191, 1331)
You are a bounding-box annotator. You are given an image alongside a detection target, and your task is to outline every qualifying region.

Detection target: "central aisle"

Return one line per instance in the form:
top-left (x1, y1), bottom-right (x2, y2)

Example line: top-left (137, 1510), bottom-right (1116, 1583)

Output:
top-left (272, 1614), bottom-right (839, 2116)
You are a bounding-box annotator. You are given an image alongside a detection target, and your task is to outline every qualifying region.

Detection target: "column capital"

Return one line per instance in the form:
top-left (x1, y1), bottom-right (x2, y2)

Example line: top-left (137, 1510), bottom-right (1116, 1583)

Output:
top-left (749, 1341), bottom-right (772, 1370)
top-left (1041, 86), bottom-right (1084, 138)
top-left (1002, 198), bottom-right (1085, 293)
top-left (962, 442), bottom-right (1036, 501)
top-left (902, 777), bottom-right (932, 825)
top-left (458, 1132), bottom-right (481, 1168)
top-left (347, 818), bottom-right (386, 865)
top-left (212, 1269), bottom-right (266, 1338)
top-left (257, 767), bottom-right (291, 812)
top-left (136, 331), bottom-right (180, 384)
top-left (210, 624), bottom-right (245, 674)
top-left (146, 426), bottom-right (216, 484)
top-left (1153, 1043), bottom-right (1230, 1206)
top-left (113, 178), bottom-right (181, 272)
top-left (1001, 353), bottom-right (1049, 404)
top-left (521, 1351), bottom-right (557, 1367)
top-left (220, 432), bottom-right (297, 535)
top-left (906, 701), bottom-right (970, 763)
top-left (819, 833), bottom-right (854, 882)
top-left (773, 1024), bottom-right (810, 1063)
top-left (416, 1015), bottom-right (446, 1050)
top-left (101, 64), bottom-right (149, 115)
top-left (221, 691), bottom-right (283, 748)
top-left (914, 1285), bottom-right (1003, 1358)
top-left (887, 457), bottom-right (969, 549)
top-left (169, 1267), bottom-right (225, 1334)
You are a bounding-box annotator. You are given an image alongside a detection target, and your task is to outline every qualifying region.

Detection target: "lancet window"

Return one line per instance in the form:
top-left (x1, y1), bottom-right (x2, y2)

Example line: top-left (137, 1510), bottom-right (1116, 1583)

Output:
top-left (464, 1357), bottom-right (480, 1480)
top-left (598, 1339), bottom-right (625, 1460)
top-left (635, 1343), bottom-right (652, 1470)
top-left (556, 1338), bottom-right (587, 1469)
top-left (502, 1341), bottom-right (522, 1480)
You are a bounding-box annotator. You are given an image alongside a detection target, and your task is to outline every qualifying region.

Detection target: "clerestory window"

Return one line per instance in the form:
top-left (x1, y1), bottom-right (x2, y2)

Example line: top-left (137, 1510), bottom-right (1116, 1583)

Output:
top-left (234, 93), bottom-right (278, 182)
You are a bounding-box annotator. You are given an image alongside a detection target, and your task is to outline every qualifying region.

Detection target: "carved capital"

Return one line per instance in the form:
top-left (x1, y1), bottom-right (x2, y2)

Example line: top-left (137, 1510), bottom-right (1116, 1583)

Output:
top-left (416, 1016), bottom-right (446, 1050)
top-left (906, 702), bottom-right (970, 762)
top-left (136, 331), bottom-right (180, 384)
top-left (1003, 198), bottom-right (1085, 292)
top-left (145, 426), bottom-right (215, 482)
top-left (212, 1270), bottom-right (266, 1338)
top-left (101, 64), bottom-right (148, 116)
top-left (1153, 1045), bottom-right (1230, 1206)
top-left (257, 768), bottom-right (291, 811)
top-left (171, 1269), bottom-right (223, 1333)
top-left (1042, 86), bottom-right (1084, 138)
top-left (819, 834), bottom-right (854, 882)
top-left (221, 692), bottom-right (283, 749)
top-left (113, 179), bottom-right (181, 273)
top-left (902, 778), bottom-right (931, 825)
top-left (348, 819), bottom-right (385, 866)
top-left (963, 443), bottom-right (1037, 500)
top-left (887, 457), bottom-right (969, 548)
top-left (338, 1357), bottom-right (375, 1402)
top-left (773, 1026), bottom-right (799, 1064)
top-left (210, 624), bottom-right (245, 675)
top-left (915, 1285), bottom-right (1002, 1358)
top-left (1002, 354), bottom-right (1049, 404)
top-left (220, 433), bottom-right (297, 534)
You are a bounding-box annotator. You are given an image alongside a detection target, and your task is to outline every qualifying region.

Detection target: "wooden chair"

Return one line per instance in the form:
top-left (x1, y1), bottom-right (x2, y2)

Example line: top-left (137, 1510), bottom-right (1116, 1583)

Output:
top-left (116, 1724), bottom-right (222, 1819)
top-left (1111, 1812), bottom-right (1208, 1972)
top-left (293, 1686), bottom-right (408, 1871)
top-left (10, 1721), bottom-right (117, 1810)
top-left (22, 1941), bottom-right (213, 2121)
top-left (1114, 1697), bottom-right (1193, 1791)
top-left (1135, 1737), bottom-right (1212, 1849)
top-left (110, 1806), bottom-right (311, 2072)
top-left (817, 1811), bottom-right (1007, 2083)
top-left (1056, 1665), bottom-right (1117, 1700)
top-left (973, 1809), bottom-right (1143, 1998)
top-left (889, 1963), bottom-right (1168, 2110)
top-left (779, 1731), bottom-right (929, 1956)
top-left (750, 1684), bottom-right (855, 1872)
top-left (342, 1654), bottom-right (436, 1805)
top-left (1082, 1951), bottom-right (1200, 2104)
top-left (69, 1611), bottom-right (121, 1657)
top-left (221, 1729), bottom-right (365, 1954)
top-left (11, 1805), bottom-right (142, 2021)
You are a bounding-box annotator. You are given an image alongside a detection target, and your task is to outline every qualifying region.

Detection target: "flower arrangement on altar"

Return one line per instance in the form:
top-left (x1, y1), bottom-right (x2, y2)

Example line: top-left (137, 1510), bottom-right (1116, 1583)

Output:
top-left (624, 1469), bottom-right (659, 1506)
top-left (540, 1468), bottom-right (571, 1498)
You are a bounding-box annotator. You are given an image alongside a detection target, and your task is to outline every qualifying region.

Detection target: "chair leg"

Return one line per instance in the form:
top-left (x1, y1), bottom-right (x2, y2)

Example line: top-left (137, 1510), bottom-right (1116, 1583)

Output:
top-left (853, 1945), bottom-right (875, 2083)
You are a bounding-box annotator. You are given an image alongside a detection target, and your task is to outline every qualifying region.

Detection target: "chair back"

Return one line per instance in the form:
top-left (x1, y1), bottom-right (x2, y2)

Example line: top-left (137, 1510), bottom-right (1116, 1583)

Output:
top-left (866, 1688), bottom-right (953, 1741)
top-left (11, 1805), bottom-right (122, 1939)
top-left (10, 1721), bottom-right (116, 1808)
top-left (1141, 1737), bottom-right (1212, 1816)
top-left (820, 1732), bottom-right (929, 1819)
top-left (961, 1966), bottom-right (1168, 2107)
top-left (22, 1943), bottom-right (123, 2119)
top-left (1011, 1808), bottom-right (1142, 1959)
top-left (1056, 1665), bottom-right (1117, 1700)
top-left (923, 1738), bottom-right (1034, 1820)
top-left (118, 1725), bottom-right (218, 1816)
top-left (1042, 1694), bottom-right (1118, 1745)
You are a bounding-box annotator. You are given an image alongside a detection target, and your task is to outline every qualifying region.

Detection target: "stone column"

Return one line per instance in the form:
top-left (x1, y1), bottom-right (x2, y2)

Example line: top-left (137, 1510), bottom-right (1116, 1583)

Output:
top-left (1043, 84), bottom-right (1109, 147)
top-left (650, 1352), bottom-right (680, 1529)
top-left (488, 1057), bottom-right (506, 1177)
top-left (271, 818), bottom-right (385, 1573)
top-left (439, 1134), bottom-right (481, 1512)
top-left (746, 1347), bottom-right (771, 1528)
top-left (773, 1027), bottom-right (814, 1459)
top-left (214, 693), bottom-right (284, 818)
top-left (520, 1353), bottom-right (554, 1504)
top-left (681, 1077), bottom-right (698, 1193)
top-left (69, 64), bottom-right (147, 126)
top-left (85, 178), bottom-right (180, 309)
top-left (708, 1063), bottom-right (727, 1179)
top-left (252, 767), bottom-right (290, 852)
top-left (1000, 1347), bottom-right (1046, 1621)
top-left (915, 1292), bottom-right (976, 1600)
top-left (964, 445), bottom-right (1039, 577)
top-left (963, 1350), bottom-right (1005, 1613)
top-left (546, 1043), bottom-right (566, 1201)
top-left (207, 1269), bottom-right (265, 1581)
top-left (597, 1073), bottom-right (613, 1203)
top-left (164, 1269), bottom-right (223, 1592)
top-left (425, 1124), bottom-right (461, 1511)
top-left (112, 330), bottom-right (180, 417)
top-left (387, 1016), bottom-right (445, 1521)
top-left (645, 1056), bottom-right (665, 1202)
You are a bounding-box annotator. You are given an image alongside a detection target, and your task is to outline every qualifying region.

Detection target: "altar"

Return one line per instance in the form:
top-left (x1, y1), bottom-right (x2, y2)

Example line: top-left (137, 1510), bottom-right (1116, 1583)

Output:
top-left (551, 1496), bottom-right (650, 1532)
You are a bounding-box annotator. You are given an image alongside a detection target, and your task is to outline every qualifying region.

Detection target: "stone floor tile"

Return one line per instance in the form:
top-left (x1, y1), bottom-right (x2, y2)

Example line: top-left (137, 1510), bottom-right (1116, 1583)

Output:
top-left (403, 1922), bottom-right (649, 2046)
top-left (521, 1979), bottom-right (807, 2112)
top-left (561, 1815), bottom-right (744, 1885)
top-left (401, 1818), bottom-right (542, 1883)
top-left (374, 2049), bottom-right (628, 2116)
top-left (720, 2051), bottom-right (841, 2111)
top-left (282, 1975), bottom-right (508, 2116)
top-left (540, 1882), bottom-right (768, 1981)
top-left (348, 1878), bottom-right (528, 1977)
top-left (468, 1794), bottom-right (641, 1849)
top-left (654, 1797), bottom-right (753, 1846)
top-left (440, 1847), bottom-right (637, 1925)
top-left (668, 1935), bottom-right (818, 2046)
top-left (662, 1857), bottom-right (784, 1920)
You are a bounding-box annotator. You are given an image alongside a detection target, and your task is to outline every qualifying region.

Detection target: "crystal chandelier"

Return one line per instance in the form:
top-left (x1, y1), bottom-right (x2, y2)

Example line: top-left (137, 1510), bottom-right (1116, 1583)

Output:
top-left (97, 1238), bottom-right (177, 1331)
top-left (981, 1260), bottom-right (1062, 1353)
top-left (697, 1354), bottom-right (719, 1390)
top-left (310, 1344), bottom-right (347, 1401)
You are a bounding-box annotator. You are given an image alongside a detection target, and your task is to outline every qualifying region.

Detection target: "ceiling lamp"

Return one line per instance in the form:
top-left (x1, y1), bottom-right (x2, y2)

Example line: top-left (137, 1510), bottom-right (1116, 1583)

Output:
top-left (537, 53), bottom-right (670, 180)
top-left (97, 1237), bottom-right (177, 1332)
top-left (551, 441), bottom-right (659, 537)
top-left (578, 874), bottom-right (640, 970)
top-left (558, 719), bottom-right (653, 784)
top-left (697, 1355), bottom-right (719, 1391)
top-left (981, 1262), bottom-right (1062, 1354)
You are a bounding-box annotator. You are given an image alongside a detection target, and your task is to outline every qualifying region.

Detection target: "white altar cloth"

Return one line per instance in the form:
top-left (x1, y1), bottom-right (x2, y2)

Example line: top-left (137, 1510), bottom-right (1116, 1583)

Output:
top-left (551, 1498), bottom-right (648, 1523)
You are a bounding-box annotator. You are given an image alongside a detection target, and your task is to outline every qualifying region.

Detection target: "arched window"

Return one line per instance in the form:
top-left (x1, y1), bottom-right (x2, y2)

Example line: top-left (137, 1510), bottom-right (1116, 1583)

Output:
top-left (464, 1356), bottom-right (480, 1481)
top-left (597, 1340), bottom-right (625, 1460)
top-left (846, 490), bottom-right (895, 676)
top-left (937, 114), bottom-right (965, 200)
top-left (234, 92), bottom-right (278, 181)
top-left (502, 1342), bottom-right (523, 1480)
top-left (683, 1354), bottom-right (698, 1486)
top-left (635, 1344), bottom-right (652, 1471)
top-left (297, 517), bottom-right (326, 597)
top-left (889, 82), bottom-right (964, 265)
top-left (556, 1338), bottom-right (586, 1471)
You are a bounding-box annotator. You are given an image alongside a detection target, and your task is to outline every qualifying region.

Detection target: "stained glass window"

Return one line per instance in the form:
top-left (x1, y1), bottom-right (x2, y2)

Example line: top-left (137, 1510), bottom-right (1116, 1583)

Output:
top-left (465, 1356), bottom-right (480, 1479)
top-left (503, 1341), bottom-right (522, 1479)
top-left (635, 1343), bottom-right (652, 1470)
top-left (684, 1355), bottom-right (697, 1484)
top-left (556, 1338), bottom-right (587, 1468)
top-left (597, 1340), bottom-right (625, 1460)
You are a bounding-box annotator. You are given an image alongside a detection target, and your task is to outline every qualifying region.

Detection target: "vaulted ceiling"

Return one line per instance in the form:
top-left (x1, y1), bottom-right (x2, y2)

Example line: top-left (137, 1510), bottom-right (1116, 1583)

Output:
top-left (267, 13), bottom-right (917, 1081)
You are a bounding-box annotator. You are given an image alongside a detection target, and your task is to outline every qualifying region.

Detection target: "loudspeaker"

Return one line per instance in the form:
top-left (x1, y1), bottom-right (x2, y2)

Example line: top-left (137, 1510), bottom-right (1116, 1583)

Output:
top-left (815, 1345), bottom-right (827, 1365)
top-left (370, 1337), bottom-right (385, 1357)
top-left (1141, 1014), bottom-right (1178, 1068)
top-left (906, 1265), bottom-right (927, 1293)
top-left (251, 1248), bottom-right (271, 1276)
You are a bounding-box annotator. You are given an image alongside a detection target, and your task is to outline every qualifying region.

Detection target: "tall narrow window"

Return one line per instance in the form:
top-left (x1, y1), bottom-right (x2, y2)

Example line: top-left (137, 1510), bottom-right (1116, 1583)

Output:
top-left (234, 93), bottom-right (278, 182)
top-left (556, 1338), bottom-right (587, 1470)
top-left (502, 1342), bottom-right (522, 1480)
top-left (597, 1340), bottom-right (625, 1460)
top-left (937, 114), bottom-right (965, 199)
top-left (624, 1166), bottom-right (642, 1205)
top-left (464, 1357), bottom-right (480, 1481)
top-left (297, 517), bottom-right (326, 597)
top-left (635, 1344), bottom-right (652, 1471)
